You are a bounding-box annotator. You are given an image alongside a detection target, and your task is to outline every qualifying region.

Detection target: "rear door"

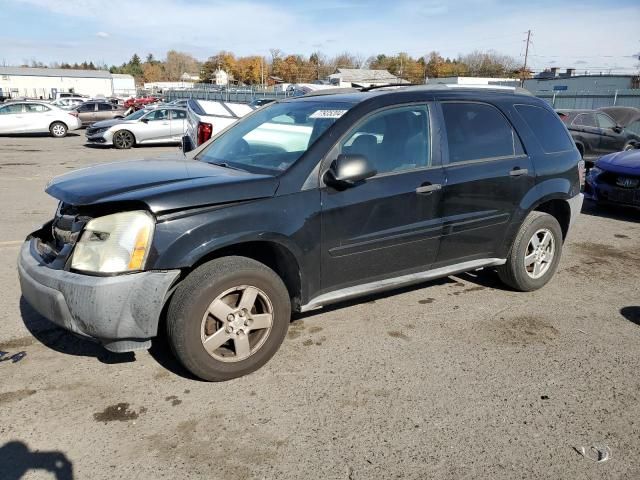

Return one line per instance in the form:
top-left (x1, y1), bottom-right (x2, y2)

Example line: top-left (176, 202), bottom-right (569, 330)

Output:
top-left (436, 101), bottom-right (534, 266)
top-left (77, 103), bottom-right (96, 125)
top-left (24, 103), bottom-right (54, 132)
top-left (320, 103), bottom-right (445, 292)
top-left (170, 109), bottom-right (187, 140)
top-left (571, 113), bottom-right (601, 155)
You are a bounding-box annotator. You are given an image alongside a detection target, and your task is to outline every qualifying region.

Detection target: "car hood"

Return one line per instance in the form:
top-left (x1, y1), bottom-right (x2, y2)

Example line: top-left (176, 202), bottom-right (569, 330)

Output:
top-left (596, 149), bottom-right (640, 176)
top-left (46, 158), bottom-right (279, 213)
top-left (91, 119), bottom-right (135, 129)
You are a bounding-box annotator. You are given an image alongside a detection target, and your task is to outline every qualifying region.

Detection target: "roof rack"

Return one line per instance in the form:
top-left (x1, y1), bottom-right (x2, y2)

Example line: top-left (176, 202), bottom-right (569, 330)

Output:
top-left (301, 83), bottom-right (533, 98)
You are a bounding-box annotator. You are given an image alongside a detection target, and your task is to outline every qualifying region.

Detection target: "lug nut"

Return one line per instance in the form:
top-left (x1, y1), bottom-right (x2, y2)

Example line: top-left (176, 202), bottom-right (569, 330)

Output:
top-left (226, 326), bottom-right (233, 334)
top-left (227, 314), bottom-right (235, 322)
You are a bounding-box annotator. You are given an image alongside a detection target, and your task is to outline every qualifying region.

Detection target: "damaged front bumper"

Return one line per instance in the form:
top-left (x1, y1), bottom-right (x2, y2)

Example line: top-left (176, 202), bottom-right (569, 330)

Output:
top-left (18, 239), bottom-right (180, 353)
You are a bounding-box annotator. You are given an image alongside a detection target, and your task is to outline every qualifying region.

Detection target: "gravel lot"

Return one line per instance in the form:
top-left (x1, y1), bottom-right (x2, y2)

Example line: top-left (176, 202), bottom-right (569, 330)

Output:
top-left (1, 133), bottom-right (639, 479)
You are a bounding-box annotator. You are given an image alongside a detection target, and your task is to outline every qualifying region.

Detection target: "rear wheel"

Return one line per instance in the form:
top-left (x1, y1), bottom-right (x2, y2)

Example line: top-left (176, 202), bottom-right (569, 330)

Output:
top-left (49, 122), bottom-right (67, 138)
top-left (167, 256), bottom-right (291, 381)
top-left (113, 130), bottom-right (135, 149)
top-left (498, 212), bottom-right (563, 292)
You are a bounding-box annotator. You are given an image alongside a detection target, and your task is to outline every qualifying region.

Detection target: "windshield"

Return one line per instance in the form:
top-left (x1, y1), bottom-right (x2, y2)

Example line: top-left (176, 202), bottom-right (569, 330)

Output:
top-left (196, 100), bottom-right (353, 174)
top-left (124, 109), bottom-right (147, 121)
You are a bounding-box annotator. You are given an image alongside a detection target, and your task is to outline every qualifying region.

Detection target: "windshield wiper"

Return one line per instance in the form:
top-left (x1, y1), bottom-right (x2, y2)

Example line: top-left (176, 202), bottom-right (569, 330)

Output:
top-left (209, 161), bottom-right (246, 172)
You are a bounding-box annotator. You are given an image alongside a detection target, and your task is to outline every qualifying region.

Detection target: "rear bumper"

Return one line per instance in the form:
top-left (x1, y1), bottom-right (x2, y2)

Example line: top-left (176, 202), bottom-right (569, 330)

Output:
top-left (18, 240), bottom-right (180, 352)
top-left (568, 192), bottom-right (584, 228)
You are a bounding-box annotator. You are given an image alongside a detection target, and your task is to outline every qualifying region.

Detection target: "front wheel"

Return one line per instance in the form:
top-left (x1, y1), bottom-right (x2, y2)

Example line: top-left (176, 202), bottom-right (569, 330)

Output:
top-left (113, 130), bottom-right (135, 149)
top-left (50, 122), bottom-right (68, 138)
top-left (498, 212), bottom-right (563, 292)
top-left (167, 256), bottom-right (291, 381)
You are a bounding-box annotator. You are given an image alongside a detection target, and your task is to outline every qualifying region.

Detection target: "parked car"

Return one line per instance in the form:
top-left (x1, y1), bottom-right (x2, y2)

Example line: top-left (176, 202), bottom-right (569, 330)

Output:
top-left (0, 101), bottom-right (81, 137)
top-left (86, 107), bottom-right (187, 149)
top-left (249, 98), bottom-right (276, 108)
top-left (585, 148), bottom-right (640, 207)
top-left (50, 97), bottom-right (86, 110)
top-left (18, 85), bottom-right (583, 381)
top-left (71, 101), bottom-right (128, 127)
top-left (185, 99), bottom-right (254, 149)
top-left (598, 106), bottom-right (640, 137)
top-left (124, 96), bottom-right (160, 110)
top-left (164, 99), bottom-right (189, 108)
top-left (556, 108), bottom-right (640, 166)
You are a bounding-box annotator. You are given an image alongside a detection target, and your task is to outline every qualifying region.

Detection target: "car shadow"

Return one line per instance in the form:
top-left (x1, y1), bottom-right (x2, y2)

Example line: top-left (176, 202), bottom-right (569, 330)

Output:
top-left (581, 199), bottom-right (639, 222)
top-left (0, 440), bottom-right (73, 480)
top-left (83, 143), bottom-right (180, 150)
top-left (19, 296), bottom-right (135, 364)
top-left (0, 132), bottom-right (80, 138)
top-left (620, 306), bottom-right (640, 326)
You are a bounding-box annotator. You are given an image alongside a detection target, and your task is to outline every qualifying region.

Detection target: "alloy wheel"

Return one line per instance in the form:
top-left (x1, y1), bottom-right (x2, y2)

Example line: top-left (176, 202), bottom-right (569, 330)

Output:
top-left (524, 228), bottom-right (555, 279)
top-left (200, 285), bottom-right (274, 362)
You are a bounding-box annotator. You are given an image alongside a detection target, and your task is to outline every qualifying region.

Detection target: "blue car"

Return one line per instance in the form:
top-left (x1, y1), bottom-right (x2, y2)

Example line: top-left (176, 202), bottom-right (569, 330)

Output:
top-left (585, 149), bottom-right (640, 207)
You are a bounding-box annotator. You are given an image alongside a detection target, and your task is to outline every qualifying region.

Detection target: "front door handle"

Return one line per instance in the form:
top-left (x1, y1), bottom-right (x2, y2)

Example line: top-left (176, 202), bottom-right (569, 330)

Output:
top-left (510, 168), bottom-right (528, 177)
top-left (416, 183), bottom-right (442, 195)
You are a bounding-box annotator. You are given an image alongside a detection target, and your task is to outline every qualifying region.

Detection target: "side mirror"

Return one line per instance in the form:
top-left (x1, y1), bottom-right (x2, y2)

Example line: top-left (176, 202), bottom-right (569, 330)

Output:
top-left (141, 118), bottom-right (149, 123)
top-left (324, 153), bottom-right (377, 189)
top-left (181, 134), bottom-right (193, 153)
top-left (613, 125), bottom-right (623, 133)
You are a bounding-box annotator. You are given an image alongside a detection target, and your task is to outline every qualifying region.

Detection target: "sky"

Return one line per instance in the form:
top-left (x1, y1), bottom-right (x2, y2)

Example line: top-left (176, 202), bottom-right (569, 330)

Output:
top-left (0, 0), bottom-right (638, 74)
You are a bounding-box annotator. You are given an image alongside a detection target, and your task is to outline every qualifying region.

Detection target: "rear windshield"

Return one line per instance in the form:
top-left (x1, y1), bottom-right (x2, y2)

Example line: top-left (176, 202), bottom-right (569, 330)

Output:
top-left (516, 104), bottom-right (575, 153)
top-left (196, 100), bottom-right (354, 174)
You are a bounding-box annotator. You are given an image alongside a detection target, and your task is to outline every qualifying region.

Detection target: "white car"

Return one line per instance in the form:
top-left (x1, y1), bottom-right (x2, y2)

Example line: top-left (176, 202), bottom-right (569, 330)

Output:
top-left (0, 101), bottom-right (82, 137)
top-left (50, 97), bottom-right (86, 110)
top-left (85, 107), bottom-right (188, 149)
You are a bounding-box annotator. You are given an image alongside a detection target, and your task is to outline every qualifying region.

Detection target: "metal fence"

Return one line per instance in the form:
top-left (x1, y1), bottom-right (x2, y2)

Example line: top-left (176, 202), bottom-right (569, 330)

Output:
top-left (165, 84), bottom-right (640, 109)
top-left (164, 84), bottom-right (290, 104)
top-left (533, 89), bottom-right (640, 109)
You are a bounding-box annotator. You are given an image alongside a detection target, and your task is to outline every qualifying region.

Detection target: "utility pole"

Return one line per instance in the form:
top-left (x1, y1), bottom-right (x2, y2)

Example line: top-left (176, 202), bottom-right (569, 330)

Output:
top-left (521, 29), bottom-right (531, 87)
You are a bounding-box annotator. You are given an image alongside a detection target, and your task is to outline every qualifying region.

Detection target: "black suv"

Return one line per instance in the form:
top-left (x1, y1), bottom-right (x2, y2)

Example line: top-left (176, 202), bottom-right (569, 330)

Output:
top-left (18, 86), bottom-right (584, 381)
top-left (556, 108), bottom-right (640, 165)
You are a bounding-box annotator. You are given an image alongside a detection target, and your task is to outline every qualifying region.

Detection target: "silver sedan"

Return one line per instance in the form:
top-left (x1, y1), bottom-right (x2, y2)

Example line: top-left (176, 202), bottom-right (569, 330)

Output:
top-left (85, 107), bottom-right (187, 149)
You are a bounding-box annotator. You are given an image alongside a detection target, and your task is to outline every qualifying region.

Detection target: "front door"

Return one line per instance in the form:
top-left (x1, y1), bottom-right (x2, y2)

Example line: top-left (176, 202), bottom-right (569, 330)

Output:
top-left (436, 101), bottom-right (535, 265)
top-left (320, 104), bottom-right (444, 294)
top-left (143, 108), bottom-right (171, 142)
top-left (596, 112), bottom-right (627, 153)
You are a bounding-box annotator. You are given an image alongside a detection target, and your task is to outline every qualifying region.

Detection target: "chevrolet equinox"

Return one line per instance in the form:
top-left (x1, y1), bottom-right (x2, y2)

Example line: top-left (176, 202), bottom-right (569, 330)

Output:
top-left (18, 85), bottom-right (584, 381)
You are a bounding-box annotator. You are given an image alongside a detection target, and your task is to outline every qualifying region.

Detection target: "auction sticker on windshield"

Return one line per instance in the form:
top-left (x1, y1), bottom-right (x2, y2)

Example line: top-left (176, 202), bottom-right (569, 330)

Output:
top-left (309, 110), bottom-right (348, 119)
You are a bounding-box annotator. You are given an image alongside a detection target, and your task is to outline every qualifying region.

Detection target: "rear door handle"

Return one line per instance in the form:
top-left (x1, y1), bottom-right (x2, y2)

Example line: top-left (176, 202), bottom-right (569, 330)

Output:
top-left (510, 168), bottom-right (528, 177)
top-left (416, 183), bottom-right (442, 195)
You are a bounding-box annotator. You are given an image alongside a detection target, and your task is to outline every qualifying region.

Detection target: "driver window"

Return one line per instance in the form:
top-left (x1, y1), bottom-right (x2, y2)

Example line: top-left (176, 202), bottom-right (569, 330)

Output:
top-left (596, 114), bottom-right (616, 130)
top-left (147, 109), bottom-right (168, 121)
top-left (341, 105), bottom-right (430, 175)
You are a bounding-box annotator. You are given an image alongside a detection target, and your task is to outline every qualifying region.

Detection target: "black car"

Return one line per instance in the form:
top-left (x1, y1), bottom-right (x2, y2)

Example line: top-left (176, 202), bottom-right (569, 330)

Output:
top-left (19, 86), bottom-right (583, 381)
top-left (556, 108), bottom-right (640, 165)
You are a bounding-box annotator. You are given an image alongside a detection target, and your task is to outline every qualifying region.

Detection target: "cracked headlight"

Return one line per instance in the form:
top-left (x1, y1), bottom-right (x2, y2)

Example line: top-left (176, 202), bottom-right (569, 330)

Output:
top-left (71, 211), bottom-right (154, 273)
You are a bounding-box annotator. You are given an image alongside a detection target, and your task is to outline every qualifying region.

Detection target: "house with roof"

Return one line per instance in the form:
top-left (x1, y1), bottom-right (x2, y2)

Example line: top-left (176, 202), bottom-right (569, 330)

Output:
top-left (328, 68), bottom-right (409, 88)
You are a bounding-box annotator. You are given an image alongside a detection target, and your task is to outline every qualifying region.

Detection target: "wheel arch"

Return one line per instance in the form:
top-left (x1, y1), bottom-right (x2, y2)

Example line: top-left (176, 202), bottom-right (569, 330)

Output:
top-left (184, 240), bottom-right (303, 309)
top-left (49, 120), bottom-right (68, 130)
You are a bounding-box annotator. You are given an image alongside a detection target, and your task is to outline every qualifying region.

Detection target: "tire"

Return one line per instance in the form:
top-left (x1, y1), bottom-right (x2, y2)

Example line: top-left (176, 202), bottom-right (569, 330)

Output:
top-left (497, 212), bottom-right (563, 292)
top-left (167, 256), bottom-right (291, 381)
top-left (623, 142), bottom-right (635, 151)
top-left (113, 130), bottom-right (135, 149)
top-left (49, 122), bottom-right (68, 138)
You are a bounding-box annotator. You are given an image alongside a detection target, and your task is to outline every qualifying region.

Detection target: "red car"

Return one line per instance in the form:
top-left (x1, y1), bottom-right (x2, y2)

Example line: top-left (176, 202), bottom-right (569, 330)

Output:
top-left (124, 96), bottom-right (160, 110)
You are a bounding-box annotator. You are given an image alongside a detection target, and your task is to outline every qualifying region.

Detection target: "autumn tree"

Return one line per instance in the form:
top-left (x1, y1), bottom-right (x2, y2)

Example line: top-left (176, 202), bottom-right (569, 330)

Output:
top-left (165, 50), bottom-right (199, 81)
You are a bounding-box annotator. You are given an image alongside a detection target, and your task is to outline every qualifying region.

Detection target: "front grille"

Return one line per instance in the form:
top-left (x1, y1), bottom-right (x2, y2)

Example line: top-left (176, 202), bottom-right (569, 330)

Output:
top-left (600, 171), bottom-right (640, 189)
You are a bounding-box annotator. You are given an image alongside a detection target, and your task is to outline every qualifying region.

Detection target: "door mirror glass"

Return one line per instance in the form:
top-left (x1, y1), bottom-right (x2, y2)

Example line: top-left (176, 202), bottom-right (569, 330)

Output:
top-left (324, 153), bottom-right (377, 189)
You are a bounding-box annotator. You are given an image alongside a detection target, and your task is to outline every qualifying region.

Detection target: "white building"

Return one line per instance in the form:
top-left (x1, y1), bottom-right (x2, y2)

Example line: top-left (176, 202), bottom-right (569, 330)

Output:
top-left (426, 76), bottom-right (519, 87)
top-left (213, 69), bottom-right (229, 86)
top-left (143, 81), bottom-right (195, 93)
top-left (111, 73), bottom-right (136, 97)
top-left (328, 68), bottom-right (409, 88)
top-left (0, 66), bottom-right (120, 99)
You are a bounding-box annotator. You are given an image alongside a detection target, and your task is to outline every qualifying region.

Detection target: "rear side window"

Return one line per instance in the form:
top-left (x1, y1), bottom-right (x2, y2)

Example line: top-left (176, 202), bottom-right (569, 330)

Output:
top-left (97, 103), bottom-right (112, 111)
top-left (515, 104), bottom-right (574, 153)
top-left (573, 113), bottom-right (597, 127)
top-left (442, 102), bottom-right (523, 163)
